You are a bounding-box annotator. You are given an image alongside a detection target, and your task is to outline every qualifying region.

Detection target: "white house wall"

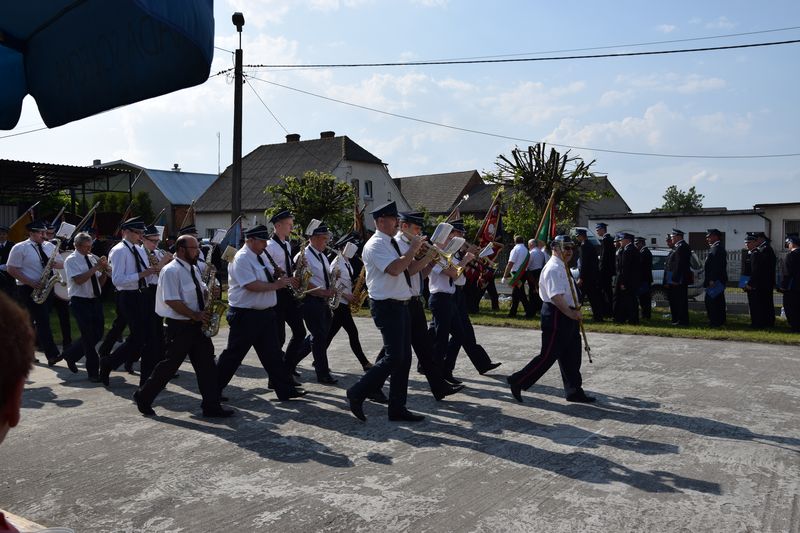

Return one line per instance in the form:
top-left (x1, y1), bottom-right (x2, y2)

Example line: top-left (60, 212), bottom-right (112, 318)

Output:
top-left (333, 160), bottom-right (410, 230)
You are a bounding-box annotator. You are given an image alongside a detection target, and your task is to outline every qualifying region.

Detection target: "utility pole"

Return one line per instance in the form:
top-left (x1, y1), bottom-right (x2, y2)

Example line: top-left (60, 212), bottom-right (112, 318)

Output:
top-left (231, 12), bottom-right (245, 224)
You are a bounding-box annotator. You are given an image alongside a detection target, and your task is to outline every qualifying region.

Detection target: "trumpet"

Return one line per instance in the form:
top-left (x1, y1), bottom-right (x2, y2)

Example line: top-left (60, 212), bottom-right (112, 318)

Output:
top-left (399, 229), bottom-right (466, 272)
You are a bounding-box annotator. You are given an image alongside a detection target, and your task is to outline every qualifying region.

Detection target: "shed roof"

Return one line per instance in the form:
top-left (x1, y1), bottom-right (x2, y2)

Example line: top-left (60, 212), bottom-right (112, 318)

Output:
top-left (394, 170), bottom-right (481, 214)
top-left (0, 159), bottom-right (132, 202)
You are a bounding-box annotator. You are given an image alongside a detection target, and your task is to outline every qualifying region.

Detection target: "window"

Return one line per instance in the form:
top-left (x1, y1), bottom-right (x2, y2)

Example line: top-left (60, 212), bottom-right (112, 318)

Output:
top-left (785, 220), bottom-right (800, 236)
top-left (364, 180), bottom-right (373, 199)
top-left (351, 179), bottom-right (359, 197)
top-left (206, 228), bottom-right (216, 239)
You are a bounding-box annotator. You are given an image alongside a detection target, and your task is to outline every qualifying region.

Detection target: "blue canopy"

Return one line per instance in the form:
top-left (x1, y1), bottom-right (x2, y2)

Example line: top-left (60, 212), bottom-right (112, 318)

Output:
top-left (0, 0), bottom-right (214, 129)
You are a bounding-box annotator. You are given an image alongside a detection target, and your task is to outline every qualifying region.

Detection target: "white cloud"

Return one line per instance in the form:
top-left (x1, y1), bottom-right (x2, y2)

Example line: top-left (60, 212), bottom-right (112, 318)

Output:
top-left (689, 170), bottom-right (719, 184)
top-left (436, 78), bottom-right (478, 92)
top-left (326, 72), bottom-right (431, 112)
top-left (656, 24), bottom-right (676, 33)
top-left (615, 72), bottom-right (726, 94)
top-left (479, 80), bottom-right (585, 125)
top-left (225, 0), bottom-right (291, 27)
top-left (693, 112), bottom-right (751, 135)
top-left (410, 0), bottom-right (450, 7)
top-left (599, 90), bottom-right (633, 107)
top-left (705, 16), bottom-right (735, 29)
top-left (309, 0), bottom-right (373, 11)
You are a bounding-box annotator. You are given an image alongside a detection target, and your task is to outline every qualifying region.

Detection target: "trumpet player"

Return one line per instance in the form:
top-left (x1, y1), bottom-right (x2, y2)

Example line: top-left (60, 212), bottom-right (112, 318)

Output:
top-left (325, 239), bottom-right (373, 371)
top-left (133, 235), bottom-right (232, 417)
top-left (61, 232), bottom-right (108, 381)
top-left (6, 220), bottom-right (65, 366)
top-left (288, 223), bottom-right (338, 384)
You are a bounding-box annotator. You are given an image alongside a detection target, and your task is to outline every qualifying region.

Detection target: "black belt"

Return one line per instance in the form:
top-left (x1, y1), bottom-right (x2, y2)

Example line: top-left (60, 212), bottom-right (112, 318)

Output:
top-left (71, 296), bottom-right (99, 301)
top-left (370, 298), bottom-right (409, 306)
top-left (165, 317), bottom-right (202, 327)
top-left (228, 305), bottom-right (275, 312)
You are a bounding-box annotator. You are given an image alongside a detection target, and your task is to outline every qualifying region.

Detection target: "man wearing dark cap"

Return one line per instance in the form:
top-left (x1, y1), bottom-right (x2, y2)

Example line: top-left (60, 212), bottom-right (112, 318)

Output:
top-left (6, 220), bottom-right (65, 365)
top-left (0, 225), bottom-right (17, 299)
top-left (667, 229), bottom-right (691, 326)
top-left (265, 210), bottom-right (307, 373)
top-left (346, 201), bottom-right (427, 422)
top-left (743, 231), bottom-right (776, 328)
top-left (216, 225), bottom-right (305, 401)
top-left (595, 223), bottom-right (615, 317)
top-left (99, 217), bottom-right (159, 386)
top-left (507, 235), bottom-right (595, 404)
top-left (613, 233), bottom-right (640, 324)
top-left (574, 229), bottom-right (603, 321)
top-left (779, 234), bottom-right (800, 331)
top-left (634, 236), bottom-right (653, 320)
top-left (177, 224), bottom-right (208, 276)
top-left (703, 229), bottom-right (728, 327)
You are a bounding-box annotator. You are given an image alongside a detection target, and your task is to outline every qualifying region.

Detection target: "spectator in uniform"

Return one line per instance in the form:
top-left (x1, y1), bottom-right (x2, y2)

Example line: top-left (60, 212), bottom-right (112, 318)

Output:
top-left (575, 229), bottom-right (603, 322)
top-left (779, 233), bottom-right (800, 331)
top-left (703, 229), bottom-right (728, 327)
top-left (667, 229), bottom-right (691, 326)
top-left (634, 236), bottom-right (653, 320)
top-left (595, 222), bottom-right (615, 317)
top-left (744, 232), bottom-right (776, 328)
top-left (613, 232), bottom-right (640, 324)
top-left (506, 235), bottom-right (595, 404)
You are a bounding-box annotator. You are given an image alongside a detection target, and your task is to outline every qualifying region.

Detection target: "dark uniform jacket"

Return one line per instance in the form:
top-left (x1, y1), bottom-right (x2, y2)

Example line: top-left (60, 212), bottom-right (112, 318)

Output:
top-left (615, 243), bottom-right (640, 289)
top-left (599, 233), bottom-right (616, 278)
top-left (0, 239), bottom-right (15, 287)
top-left (781, 248), bottom-right (799, 292)
top-left (703, 241), bottom-right (728, 287)
top-left (668, 240), bottom-right (691, 285)
top-left (749, 243), bottom-right (776, 291)
top-left (639, 246), bottom-right (653, 286)
top-left (578, 239), bottom-right (599, 284)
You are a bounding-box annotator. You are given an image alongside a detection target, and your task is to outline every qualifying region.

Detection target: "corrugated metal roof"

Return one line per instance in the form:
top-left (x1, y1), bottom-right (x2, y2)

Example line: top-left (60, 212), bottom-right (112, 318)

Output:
top-left (145, 169), bottom-right (217, 205)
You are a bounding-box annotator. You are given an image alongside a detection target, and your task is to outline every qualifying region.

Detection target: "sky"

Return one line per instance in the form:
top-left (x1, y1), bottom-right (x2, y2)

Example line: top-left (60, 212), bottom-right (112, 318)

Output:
top-left (2, 0), bottom-right (799, 213)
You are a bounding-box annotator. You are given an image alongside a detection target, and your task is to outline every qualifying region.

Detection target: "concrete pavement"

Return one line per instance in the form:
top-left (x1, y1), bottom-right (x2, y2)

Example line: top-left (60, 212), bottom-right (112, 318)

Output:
top-left (1, 317), bottom-right (798, 532)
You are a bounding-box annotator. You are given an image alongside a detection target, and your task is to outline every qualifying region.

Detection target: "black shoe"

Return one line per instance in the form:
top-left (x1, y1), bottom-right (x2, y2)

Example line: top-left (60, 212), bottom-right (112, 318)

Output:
top-left (507, 376), bottom-right (523, 403)
top-left (124, 361), bottom-right (136, 375)
top-left (566, 392), bottom-right (597, 404)
top-left (479, 362), bottom-right (502, 375)
top-left (346, 390), bottom-right (366, 422)
top-left (362, 362), bottom-right (374, 371)
top-left (317, 374), bottom-right (338, 385)
top-left (367, 389), bottom-right (389, 404)
top-left (99, 359), bottom-right (111, 386)
top-left (267, 380), bottom-right (274, 390)
top-left (133, 391), bottom-right (156, 416)
top-left (417, 365), bottom-right (426, 375)
top-left (388, 409), bottom-right (425, 422)
top-left (291, 376), bottom-right (302, 386)
top-left (202, 406), bottom-right (235, 418)
top-left (278, 388), bottom-right (307, 401)
top-left (220, 395), bottom-right (229, 402)
top-left (434, 384), bottom-right (464, 401)
top-left (292, 369), bottom-right (301, 377)
top-left (444, 374), bottom-right (462, 386)
top-left (170, 373), bottom-right (180, 380)
top-left (66, 359), bottom-right (79, 374)
top-left (88, 375), bottom-right (102, 383)
top-left (47, 353), bottom-right (63, 367)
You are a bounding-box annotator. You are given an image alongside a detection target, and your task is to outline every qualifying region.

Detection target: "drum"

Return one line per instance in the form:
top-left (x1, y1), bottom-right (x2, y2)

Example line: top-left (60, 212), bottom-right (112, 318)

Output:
top-left (53, 251), bottom-right (71, 301)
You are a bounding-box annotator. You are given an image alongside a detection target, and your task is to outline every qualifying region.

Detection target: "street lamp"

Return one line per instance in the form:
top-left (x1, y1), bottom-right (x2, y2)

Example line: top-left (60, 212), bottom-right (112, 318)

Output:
top-left (231, 12), bottom-right (244, 224)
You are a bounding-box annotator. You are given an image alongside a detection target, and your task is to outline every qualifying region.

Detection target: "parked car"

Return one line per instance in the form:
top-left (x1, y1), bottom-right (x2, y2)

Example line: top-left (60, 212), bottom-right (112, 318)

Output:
top-left (649, 248), bottom-right (705, 306)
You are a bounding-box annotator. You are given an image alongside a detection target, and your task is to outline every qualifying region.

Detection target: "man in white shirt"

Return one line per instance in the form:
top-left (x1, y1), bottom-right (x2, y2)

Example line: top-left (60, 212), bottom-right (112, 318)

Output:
top-left (6, 220), bottom-right (64, 365)
top-left (175, 224), bottom-right (206, 276)
top-left (133, 235), bottom-right (232, 418)
top-left (501, 235), bottom-right (532, 318)
top-left (527, 238), bottom-right (546, 317)
top-left (346, 201), bottom-right (426, 422)
top-left (507, 235), bottom-right (595, 404)
top-left (62, 232), bottom-right (108, 381)
top-left (216, 225), bottom-right (305, 402)
top-left (99, 217), bottom-right (159, 387)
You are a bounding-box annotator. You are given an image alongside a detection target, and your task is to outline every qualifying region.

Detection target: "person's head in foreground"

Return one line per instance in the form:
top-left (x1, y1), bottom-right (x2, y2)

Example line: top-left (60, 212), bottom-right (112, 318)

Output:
top-left (0, 292), bottom-right (35, 446)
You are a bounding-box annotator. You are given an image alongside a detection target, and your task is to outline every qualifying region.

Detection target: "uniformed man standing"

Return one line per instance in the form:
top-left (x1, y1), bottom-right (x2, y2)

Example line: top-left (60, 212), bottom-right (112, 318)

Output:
top-left (346, 201), bottom-right (426, 422)
top-left (502, 235), bottom-right (532, 318)
top-left (744, 232), bottom-right (776, 328)
top-left (703, 229), bottom-right (728, 327)
top-left (779, 233), bottom-right (800, 331)
top-left (0, 225), bottom-right (17, 299)
top-left (99, 217), bottom-right (159, 386)
top-left (216, 225), bottom-right (305, 402)
top-left (6, 220), bottom-right (65, 365)
top-left (595, 222), bottom-right (616, 317)
top-left (667, 229), bottom-right (691, 326)
top-left (506, 235), bottom-right (595, 403)
top-left (62, 232), bottom-right (108, 381)
top-left (133, 235), bottom-right (232, 417)
top-left (634, 236), bottom-right (653, 320)
top-left (575, 229), bottom-right (602, 322)
top-left (613, 232), bottom-right (640, 324)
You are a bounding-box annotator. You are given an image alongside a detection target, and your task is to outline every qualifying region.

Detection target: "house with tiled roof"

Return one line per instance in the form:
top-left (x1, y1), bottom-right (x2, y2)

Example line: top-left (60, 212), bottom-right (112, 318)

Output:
top-left (393, 170), bottom-right (482, 216)
top-left (194, 132), bottom-right (409, 234)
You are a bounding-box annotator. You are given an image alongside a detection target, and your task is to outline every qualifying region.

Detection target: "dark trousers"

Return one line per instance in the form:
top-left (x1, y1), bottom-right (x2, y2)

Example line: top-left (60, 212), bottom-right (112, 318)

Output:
top-left (613, 286), bottom-right (639, 324)
top-left (704, 289), bottom-right (726, 327)
top-left (216, 307), bottom-right (296, 398)
top-left (671, 284), bottom-right (689, 325)
top-left (295, 296), bottom-right (332, 377)
top-left (141, 286), bottom-right (165, 380)
top-left (445, 287), bottom-right (493, 374)
top-left (526, 269), bottom-right (543, 316)
top-left (599, 274), bottom-right (614, 316)
top-left (377, 297), bottom-right (451, 397)
top-left (509, 276), bottom-right (531, 317)
top-left (348, 299), bottom-right (411, 412)
top-left (98, 290), bottom-right (127, 357)
top-left (102, 290), bottom-right (153, 383)
top-left (582, 279), bottom-right (606, 321)
top-left (18, 286), bottom-right (60, 359)
top-left (326, 303), bottom-right (370, 368)
top-left (275, 289), bottom-right (306, 362)
top-left (428, 291), bottom-right (455, 369)
top-left (783, 290), bottom-right (800, 331)
top-left (67, 297), bottom-right (104, 377)
top-left (638, 285), bottom-right (652, 320)
top-left (748, 289), bottom-right (775, 328)
top-left (508, 302), bottom-right (584, 398)
top-left (0, 273), bottom-right (17, 300)
top-left (52, 296), bottom-right (72, 346)
top-left (137, 319), bottom-right (221, 411)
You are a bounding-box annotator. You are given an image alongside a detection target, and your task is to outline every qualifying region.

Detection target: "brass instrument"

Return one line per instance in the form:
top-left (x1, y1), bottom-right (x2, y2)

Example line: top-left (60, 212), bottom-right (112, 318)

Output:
top-left (200, 258), bottom-right (216, 286)
top-left (147, 249), bottom-right (159, 268)
top-left (201, 264), bottom-right (227, 337)
top-left (327, 253), bottom-right (344, 310)
top-left (32, 238), bottom-right (62, 304)
top-left (349, 266), bottom-right (368, 313)
top-left (91, 254), bottom-right (110, 274)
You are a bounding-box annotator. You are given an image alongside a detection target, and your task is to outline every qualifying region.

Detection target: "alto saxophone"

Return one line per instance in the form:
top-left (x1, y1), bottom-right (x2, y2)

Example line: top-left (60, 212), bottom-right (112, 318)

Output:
top-left (289, 239), bottom-right (312, 299)
top-left (349, 267), bottom-right (368, 313)
top-left (201, 266), bottom-right (227, 337)
top-left (32, 238), bottom-right (62, 304)
top-left (328, 262), bottom-right (343, 310)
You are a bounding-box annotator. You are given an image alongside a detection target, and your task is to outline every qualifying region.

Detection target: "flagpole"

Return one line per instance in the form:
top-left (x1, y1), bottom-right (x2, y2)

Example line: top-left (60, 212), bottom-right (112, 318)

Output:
top-left (9, 201), bottom-right (40, 229)
top-left (535, 190), bottom-right (557, 240)
top-left (150, 208), bottom-right (166, 226)
top-left (473, 189), bottom-right (501, 245)
top-left (69, 202), bottom-right (101, 241)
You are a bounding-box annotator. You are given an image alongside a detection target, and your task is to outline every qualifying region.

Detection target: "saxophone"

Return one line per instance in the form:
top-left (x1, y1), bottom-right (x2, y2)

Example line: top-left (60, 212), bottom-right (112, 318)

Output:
top-left (349, 266), bottom-right (368, 313)
top-left (328, 261), bottom-right (343, 310)
top-left (32, 238), bottom-right (62, 304)
top-left (201, 266), bottom-right (227, 337)
top-left (289, 239), bottom-right (312, 299)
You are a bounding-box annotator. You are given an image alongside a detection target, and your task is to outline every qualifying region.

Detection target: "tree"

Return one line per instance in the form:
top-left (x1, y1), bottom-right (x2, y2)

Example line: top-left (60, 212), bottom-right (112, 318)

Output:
top-left (484, 143), bottom-right (605, 238)
top-left (657, 185), bottom-right (704, 213)
top-left (265, 170), bottom-right (355, 237)
top-left (93, 191), bottom-right (155, 223)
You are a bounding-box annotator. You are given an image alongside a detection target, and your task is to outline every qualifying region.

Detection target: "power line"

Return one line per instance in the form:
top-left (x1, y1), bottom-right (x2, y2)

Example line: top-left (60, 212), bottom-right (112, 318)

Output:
top-left (244, 75), bottom-right (800, 160)
top-left (214, 45), bottom-right (234, 54)
top-left (0, 126), bottom-right (48, 139)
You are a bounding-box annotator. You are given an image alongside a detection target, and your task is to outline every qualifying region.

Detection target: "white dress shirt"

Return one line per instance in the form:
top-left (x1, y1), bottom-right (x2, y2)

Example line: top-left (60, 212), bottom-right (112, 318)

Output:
top-left (302, 244), bottom-right (331, 291)
top-left (539, 255), bottom-right (576, 307)
top-left (508, 243), bottom-right (529, 273)
top-left (362, 230), bottom-right (412, 301)
top-left (140, 245), bottom-right (161, 286)
top-left (528, 246), bottom-right (546, 271)
top-left (266, 235), bottom-right (294, 275)
top-left (428, 261), bottom-right (456, 294)
top-left (7, 238), bottom-right (56, 285)
top-left (64, 251), bottom-right (103, 298)
top-left (156, 257), bottom-right (207, 319)
top-left (227, 245), bottom-right (277, 310)
top-left (109, 238), bottom-right (149, 290)
top-left (330, 254), bottom-right (354, 301)
top-left (393, 231), bottom-right (424, 297)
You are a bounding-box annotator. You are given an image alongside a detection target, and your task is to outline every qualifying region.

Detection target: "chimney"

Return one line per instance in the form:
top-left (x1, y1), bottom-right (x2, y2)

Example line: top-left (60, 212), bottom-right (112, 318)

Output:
top-left (172, 163), bottom-right (181, 172)
top-left (286, 133), bottom-right (300, 143)
top-left (92, 159), bottom-right (101, 166)
top-left (320, 130), bottom-right (335, 139)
